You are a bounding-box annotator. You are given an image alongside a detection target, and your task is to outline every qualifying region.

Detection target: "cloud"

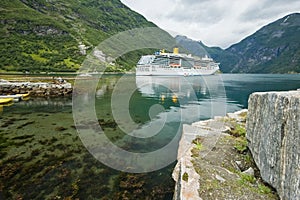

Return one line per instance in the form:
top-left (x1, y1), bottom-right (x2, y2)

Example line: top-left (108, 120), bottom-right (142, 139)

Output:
top-left (121, 0), bottom-right (300, 48)
top-left (240, 0), bottom-right (300, 21)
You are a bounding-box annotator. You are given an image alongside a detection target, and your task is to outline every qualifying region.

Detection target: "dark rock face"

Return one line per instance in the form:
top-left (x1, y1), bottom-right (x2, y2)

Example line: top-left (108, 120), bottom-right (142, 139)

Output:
top-left (246, 90), bottom-right (300, 199)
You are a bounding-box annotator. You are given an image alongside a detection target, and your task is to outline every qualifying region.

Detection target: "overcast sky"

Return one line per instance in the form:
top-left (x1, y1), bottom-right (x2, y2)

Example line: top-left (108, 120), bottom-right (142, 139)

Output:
top-left (121, 0), bottom-right (300, 49)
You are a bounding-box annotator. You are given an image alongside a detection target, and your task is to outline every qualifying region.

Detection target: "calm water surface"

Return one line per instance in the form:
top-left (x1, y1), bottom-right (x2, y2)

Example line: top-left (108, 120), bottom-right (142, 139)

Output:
top-left (0, 74), bottom-right (299, 199)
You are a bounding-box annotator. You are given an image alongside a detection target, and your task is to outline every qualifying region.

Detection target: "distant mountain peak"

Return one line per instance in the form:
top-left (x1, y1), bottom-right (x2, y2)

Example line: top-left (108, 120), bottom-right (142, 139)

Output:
top-left (175, 35), bottom-right (210, 58)
top-left (175, 12), bottom-right (300, 73)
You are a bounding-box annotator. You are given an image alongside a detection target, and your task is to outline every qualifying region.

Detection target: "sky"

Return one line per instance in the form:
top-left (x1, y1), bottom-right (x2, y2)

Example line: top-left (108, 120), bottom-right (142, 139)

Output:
top-left (121, 0), bottom-right (300, 49)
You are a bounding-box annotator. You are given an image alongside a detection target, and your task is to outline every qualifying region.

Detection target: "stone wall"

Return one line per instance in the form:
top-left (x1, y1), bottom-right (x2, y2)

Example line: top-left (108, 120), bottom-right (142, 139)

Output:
top-left (246, 90), bottom-right (300, 200)
top-left (0, 81), bottom-right (72, 96)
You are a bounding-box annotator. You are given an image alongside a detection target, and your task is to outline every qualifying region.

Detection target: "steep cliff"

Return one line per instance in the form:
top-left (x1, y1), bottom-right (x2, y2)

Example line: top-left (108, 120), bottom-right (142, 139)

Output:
top-left (246, 90), bottom-right (300, 199)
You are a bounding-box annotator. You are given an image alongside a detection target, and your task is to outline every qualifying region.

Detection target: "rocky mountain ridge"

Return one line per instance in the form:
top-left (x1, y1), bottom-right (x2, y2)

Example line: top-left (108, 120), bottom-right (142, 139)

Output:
top-left (176, 13), bottom-right (300, 74)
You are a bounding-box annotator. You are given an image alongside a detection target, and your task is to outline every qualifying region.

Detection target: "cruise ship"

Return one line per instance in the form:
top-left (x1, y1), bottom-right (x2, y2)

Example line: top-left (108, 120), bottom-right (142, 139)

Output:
top-left (136, 48), bottom-right (220, 76)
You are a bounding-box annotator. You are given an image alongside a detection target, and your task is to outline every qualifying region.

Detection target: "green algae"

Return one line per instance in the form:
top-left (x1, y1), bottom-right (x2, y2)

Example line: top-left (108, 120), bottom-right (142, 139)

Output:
top-left (0, 75), bottom-right (177, 199)
top-left (0, 103), bottom-right (175, 199)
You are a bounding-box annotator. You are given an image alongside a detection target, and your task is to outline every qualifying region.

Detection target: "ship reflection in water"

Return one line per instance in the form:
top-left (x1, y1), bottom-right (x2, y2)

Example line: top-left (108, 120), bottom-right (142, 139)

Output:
top-left (86, 75), bottom-right (228, 171)
top-left (135, 75), bottom-right (227, 122)
top-left (74, 74), bottom-right (228, 171)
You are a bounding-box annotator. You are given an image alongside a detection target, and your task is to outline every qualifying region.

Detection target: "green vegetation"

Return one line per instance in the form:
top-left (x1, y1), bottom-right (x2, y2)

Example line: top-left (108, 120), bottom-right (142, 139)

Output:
top-left (189, 114), bottom-right (277, 199)
top-left (192, 136), bottom-right (203, 150)
top-left (182, 172), bottom-right (189, 182)
top-left (225, 121), bottom-right (248, 153)
top-left (230, 123), bottom-right (246, 137)
top-left (237, 172), bottom-right (274, 196)
top-left (234, 137), bottom-right (248, 153)
top-left (191, 136), bottom-right (204, 157)
top-left (239, 173), bottom-right (256, 185)
top-left (0, 0), bottom-right (162, 72)
top-left (0, 110), bottom-right (175, 199)
top-left (195, 142), bottom-right (203, 150)
top-left (258, 183), bottom-right (272, 194)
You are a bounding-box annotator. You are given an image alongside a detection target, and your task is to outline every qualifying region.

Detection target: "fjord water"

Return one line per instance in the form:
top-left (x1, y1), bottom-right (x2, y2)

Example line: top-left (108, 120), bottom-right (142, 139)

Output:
top-left (1, 74), bottom-right (299, 199)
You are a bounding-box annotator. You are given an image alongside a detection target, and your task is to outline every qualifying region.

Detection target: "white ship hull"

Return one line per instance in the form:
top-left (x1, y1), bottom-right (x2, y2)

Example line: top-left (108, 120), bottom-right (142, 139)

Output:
top-left (136, 66), bottom-right (219, 76)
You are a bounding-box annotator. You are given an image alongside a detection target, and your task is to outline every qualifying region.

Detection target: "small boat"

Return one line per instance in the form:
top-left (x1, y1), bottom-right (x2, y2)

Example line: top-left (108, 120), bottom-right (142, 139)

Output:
top-left (0, 93), bottom-right (30, 102)
top-left (0, 98), bottom-right (13, 104)
top-left (0, 95), bottom-right (22, 102)
top-left (0, 100), bottom-right (14, 112)
top-left (18, 93), bottom-right (30, 99)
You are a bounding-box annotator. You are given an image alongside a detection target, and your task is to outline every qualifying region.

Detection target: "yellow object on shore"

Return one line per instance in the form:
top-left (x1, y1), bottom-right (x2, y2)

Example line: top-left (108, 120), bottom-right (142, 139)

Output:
top-left (19, 93), bottom-right (30, 98)
top-left (0, 98), bottom-right (13, 104)
top-left (0, 93), bottom-right (30, 102)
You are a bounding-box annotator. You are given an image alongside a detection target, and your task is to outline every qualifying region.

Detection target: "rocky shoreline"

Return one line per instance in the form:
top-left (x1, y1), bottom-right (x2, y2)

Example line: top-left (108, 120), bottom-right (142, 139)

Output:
top-left (0, 79), bottom-right (72, 97)
top-left (173, 89), bottom-right (300, 200)
top-left (173, 109), bottom-right (279, 200)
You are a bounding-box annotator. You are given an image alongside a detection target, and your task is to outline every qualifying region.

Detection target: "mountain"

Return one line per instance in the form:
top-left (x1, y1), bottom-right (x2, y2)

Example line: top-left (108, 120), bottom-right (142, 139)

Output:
top-left (176, 13), bottom-right (300, 73)
top-left (227, 13), bottom-right (300, 73)
top-left (2, 1), bottom-right (299, 74)
top-left (0, 0), bottom-right (168, 72)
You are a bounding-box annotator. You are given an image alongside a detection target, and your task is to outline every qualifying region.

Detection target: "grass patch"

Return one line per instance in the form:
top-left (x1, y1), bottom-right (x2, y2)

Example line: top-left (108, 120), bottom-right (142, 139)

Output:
top-left (191, 136), bottom-right (204, 157)
top-left (230, 123), bottom-right (246, 137)
top-left (257, 183), bottom-right (272, 194)
top-left (182, 172), bottom-right (189, 182)
top-left (30, 53), bottom-right (48, 63)
top-left (192, 136), bottom-right (203, 149)
top-left (239, 173), bottom-right (256, 185)
top-left (195, 142), bottom-right (202, 150)
top-left (234, 137), bottom-right (248, 153)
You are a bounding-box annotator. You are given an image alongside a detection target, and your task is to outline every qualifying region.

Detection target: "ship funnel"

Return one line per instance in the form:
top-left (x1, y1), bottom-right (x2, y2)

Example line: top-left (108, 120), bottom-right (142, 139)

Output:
top-left (173, 47), bottom-right (179, 54)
